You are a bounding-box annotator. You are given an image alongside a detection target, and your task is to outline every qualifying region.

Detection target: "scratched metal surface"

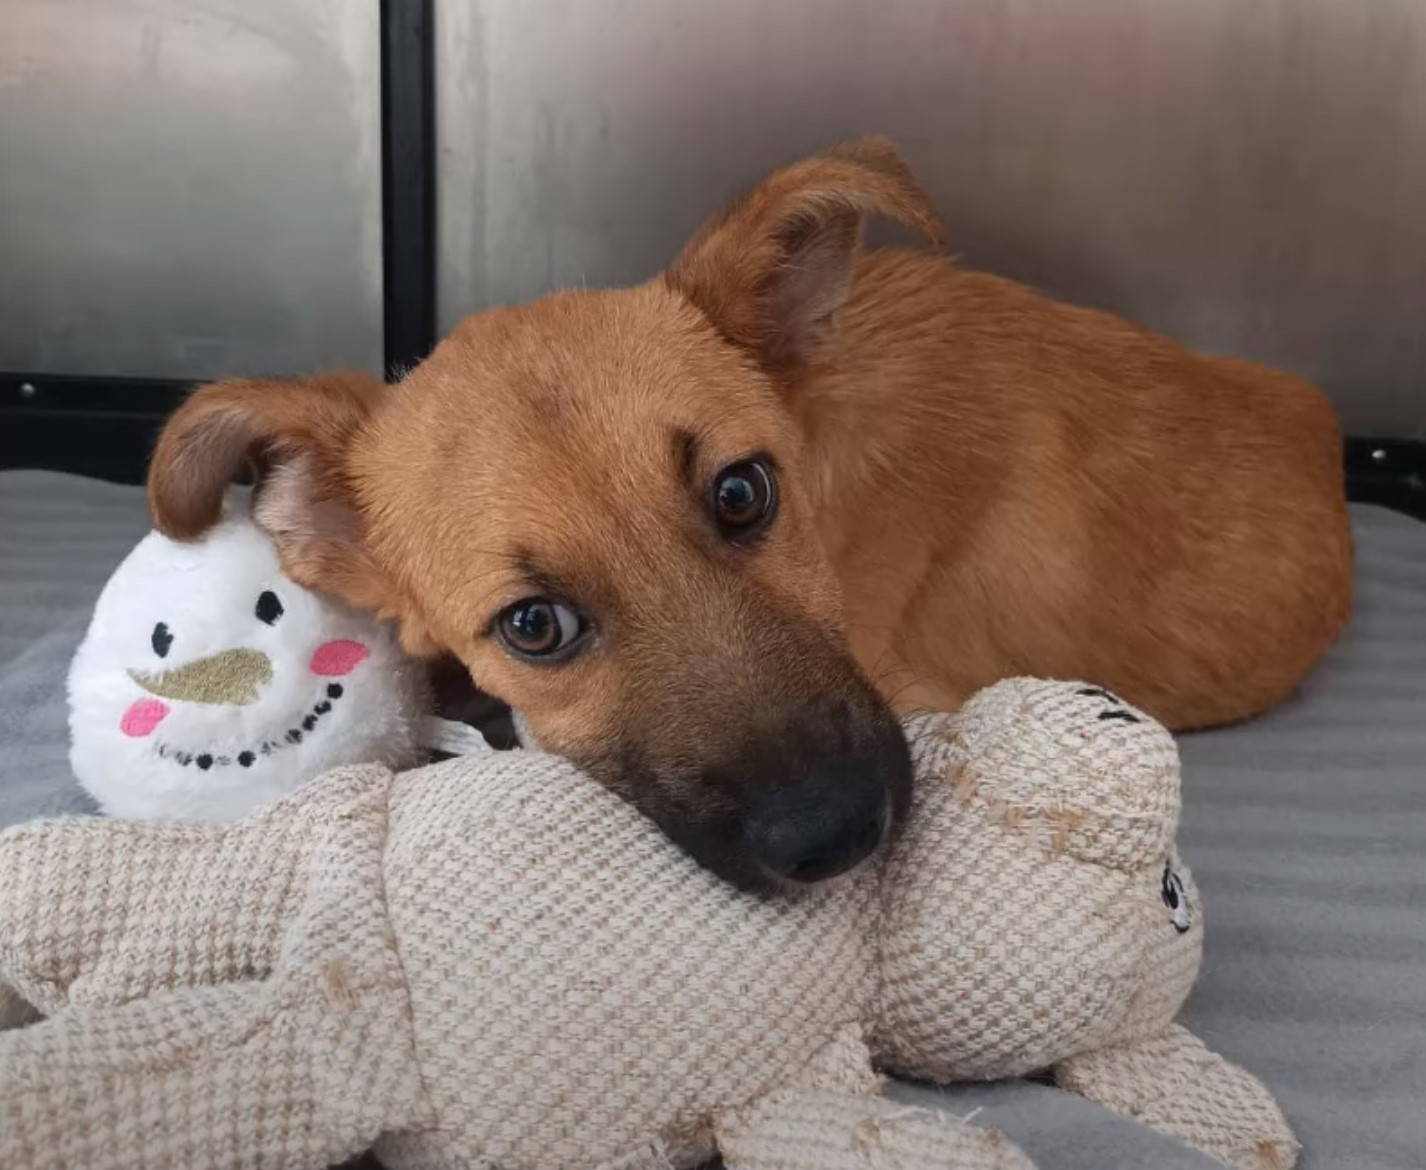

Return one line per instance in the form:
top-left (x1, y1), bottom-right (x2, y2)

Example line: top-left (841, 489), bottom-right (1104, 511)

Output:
top-left (0, 0), bottom-right (383, 380)
top-left (435, 0), bottom-right (1426, 437)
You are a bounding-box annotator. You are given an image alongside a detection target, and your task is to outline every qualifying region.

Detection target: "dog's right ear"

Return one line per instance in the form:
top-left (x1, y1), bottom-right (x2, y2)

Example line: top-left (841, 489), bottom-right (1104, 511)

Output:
top-left (147, 372), bottom-right (402, 617)
top-left (666, 138), bottom-right (942, 371)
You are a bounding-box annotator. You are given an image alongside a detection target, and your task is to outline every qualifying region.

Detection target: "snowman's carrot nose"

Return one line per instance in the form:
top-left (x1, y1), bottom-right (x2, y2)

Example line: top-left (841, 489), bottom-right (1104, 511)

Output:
top-left (128, 648), bottom-right (273, 706)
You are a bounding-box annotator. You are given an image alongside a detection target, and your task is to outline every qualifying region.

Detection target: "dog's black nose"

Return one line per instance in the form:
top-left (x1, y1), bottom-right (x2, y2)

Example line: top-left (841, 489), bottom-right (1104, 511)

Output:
top-left (633, 668), bottom-right (914, 891)
top-left (745, 776), bottom-right (891, 884)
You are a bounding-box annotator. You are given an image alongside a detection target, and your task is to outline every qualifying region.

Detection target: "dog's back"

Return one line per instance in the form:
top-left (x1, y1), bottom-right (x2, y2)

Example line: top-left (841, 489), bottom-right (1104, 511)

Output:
top-left (802, 248), bottom-right (1352, 728)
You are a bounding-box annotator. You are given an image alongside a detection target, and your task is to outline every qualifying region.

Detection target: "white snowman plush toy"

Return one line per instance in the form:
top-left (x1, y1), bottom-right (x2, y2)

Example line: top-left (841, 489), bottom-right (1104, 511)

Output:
top-left (68, 491), bottom-right (433, 822)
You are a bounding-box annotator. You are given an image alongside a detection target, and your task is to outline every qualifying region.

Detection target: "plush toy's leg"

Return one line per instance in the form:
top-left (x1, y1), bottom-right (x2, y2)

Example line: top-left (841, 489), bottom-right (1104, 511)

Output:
top-left (713, 1027), bottom-right (1037, 1170)
top-left (0, 765), bottom-right (391, 1015)
top-left (1054, 1023), bottom-right (1300, 1170)
top-left (715, 1090), bottom-right (1038, 1170)
top-left (0, 974), bottom-right (424, 1170)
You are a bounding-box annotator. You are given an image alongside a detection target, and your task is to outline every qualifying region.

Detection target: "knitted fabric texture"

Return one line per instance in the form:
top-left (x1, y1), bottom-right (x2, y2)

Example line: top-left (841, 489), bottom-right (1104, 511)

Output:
top-left (376, 750), bottom-right (878, 1168)
top-left (875, 681), bottom-right (1200, 1081)
top-left (0, 768), bottom-right (373, 1014)
top-left (0, 678), bottom-right (1297, 1170)
top-left (1, 765), bottom-right (425, 1170)
top-left (1056, 1025), bottom-right (1302, 1170)
top-left (712, 1030), bottom-right (1034, 1170)
top-left (716, 1090), bottom-right (1036, 1170)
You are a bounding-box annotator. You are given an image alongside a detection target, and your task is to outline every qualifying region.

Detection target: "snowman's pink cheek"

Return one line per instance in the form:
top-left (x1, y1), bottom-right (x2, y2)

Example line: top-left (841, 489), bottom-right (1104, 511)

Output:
top-left (310, 640), bottom-right (369, 677)
top-left (120, 699), bottom-right (170, 738)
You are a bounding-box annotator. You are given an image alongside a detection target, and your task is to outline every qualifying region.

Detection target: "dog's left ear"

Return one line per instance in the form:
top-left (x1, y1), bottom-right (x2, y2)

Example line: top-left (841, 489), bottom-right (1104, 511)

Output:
top-left (665, 138), bottom-right (942, 370)
top-left (147, 371), bottom-right (443, 657)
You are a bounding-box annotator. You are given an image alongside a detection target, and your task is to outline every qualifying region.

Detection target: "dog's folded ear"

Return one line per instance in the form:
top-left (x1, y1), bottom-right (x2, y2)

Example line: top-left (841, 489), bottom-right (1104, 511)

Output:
top-left (665, 138), bottom-right (942, 370)
top-left (146, 372), bottom-right (404, 619)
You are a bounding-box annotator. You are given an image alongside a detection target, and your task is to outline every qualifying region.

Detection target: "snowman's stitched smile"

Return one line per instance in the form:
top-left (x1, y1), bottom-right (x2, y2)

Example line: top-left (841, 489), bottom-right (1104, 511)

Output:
top-left (116, 602), bottom-right (372, 769)
top-left (152, 682), bottom-right (346, 771)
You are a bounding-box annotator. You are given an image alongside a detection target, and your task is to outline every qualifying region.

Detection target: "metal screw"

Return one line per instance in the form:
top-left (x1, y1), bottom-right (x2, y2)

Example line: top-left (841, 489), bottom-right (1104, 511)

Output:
top-left (1371, 447), bottom-right (1388, 463)
top-left (18, 381), bottom-right (37, 398)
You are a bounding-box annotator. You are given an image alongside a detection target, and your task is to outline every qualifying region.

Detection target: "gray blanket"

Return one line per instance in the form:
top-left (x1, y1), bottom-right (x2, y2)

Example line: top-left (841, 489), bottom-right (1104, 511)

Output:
top-left (1, 468), bottom-right (1422, 1170)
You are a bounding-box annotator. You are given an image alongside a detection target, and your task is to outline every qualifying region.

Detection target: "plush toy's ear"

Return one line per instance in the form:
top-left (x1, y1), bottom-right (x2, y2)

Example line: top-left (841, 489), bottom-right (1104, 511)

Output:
top-left (147, 372), bottom-right (435, 651)
top-left (665, 138), bottom-right (942, 371)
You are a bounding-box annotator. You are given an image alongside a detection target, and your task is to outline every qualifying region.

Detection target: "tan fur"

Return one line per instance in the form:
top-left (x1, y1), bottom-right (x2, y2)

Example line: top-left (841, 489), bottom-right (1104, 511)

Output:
top-left (147, 139), bottom-right (1352, 839)
top-left (792, 251), bottom-right (1352, 728)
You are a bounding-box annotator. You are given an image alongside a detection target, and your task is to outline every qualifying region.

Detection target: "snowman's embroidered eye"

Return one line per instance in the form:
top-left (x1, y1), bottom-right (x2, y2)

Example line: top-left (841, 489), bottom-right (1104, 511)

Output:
top-left (151, 622), bottom-right (173, 658)
top-left (256, 591), bottom-right (284, 626)
top-left (1162, 864), bottom-right (1191, 934)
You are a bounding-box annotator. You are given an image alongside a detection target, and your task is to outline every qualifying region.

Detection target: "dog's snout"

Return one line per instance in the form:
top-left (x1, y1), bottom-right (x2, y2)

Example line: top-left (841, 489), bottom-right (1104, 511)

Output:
top-left (591, 618), bottom-right (915, 891)
top-left (746, 777), bottom-right (890, 883)
top-left (700, 695), bottom-right (912, 887)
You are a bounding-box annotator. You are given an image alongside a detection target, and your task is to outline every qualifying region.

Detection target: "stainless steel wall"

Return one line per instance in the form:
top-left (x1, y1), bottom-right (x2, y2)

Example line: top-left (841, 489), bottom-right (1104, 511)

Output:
top-left (436, 0), bottom-right (1426, 437)
top-left (0, 0), bottom-right (383, 381)
top-left (3, 0), bottom-right (1420, 433)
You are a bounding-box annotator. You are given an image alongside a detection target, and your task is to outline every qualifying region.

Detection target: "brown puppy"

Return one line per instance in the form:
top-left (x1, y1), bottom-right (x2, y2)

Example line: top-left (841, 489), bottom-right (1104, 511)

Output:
top-left (148, 140), bottom-right (1352, 886)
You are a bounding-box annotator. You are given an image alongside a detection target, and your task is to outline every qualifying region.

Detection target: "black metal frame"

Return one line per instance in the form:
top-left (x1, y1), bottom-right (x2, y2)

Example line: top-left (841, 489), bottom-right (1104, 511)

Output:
top-left (1344, 437), bottom-right (1426, 521)
top-left (0, 0), bottom-right (436, 486)
top-left (0, 374), bottom-right (191, 484)
top-left (380, 0), bottom-right (437, 378)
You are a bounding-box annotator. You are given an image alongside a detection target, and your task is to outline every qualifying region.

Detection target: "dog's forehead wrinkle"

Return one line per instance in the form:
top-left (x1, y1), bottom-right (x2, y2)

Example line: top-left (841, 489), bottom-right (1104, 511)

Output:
top-left (509, 547), bottom-right (587, 603)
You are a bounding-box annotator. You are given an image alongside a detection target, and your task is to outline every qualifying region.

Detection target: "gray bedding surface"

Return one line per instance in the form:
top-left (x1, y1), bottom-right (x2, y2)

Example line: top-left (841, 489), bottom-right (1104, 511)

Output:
top-left (1, 468), bottom-right (1422, 1170)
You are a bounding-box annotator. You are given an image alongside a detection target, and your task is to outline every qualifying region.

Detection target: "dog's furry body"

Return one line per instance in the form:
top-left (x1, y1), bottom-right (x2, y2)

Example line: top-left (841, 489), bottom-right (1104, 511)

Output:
top-left (147, 141), bottom-right (1352, 884)
top-left (799, 248), bottom-right (1351, 728)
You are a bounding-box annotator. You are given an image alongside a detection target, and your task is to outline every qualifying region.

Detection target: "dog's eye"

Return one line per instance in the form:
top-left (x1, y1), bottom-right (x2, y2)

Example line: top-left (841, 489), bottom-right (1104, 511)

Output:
top-left (496, 598), bottom-right (586, 662)
top-left (255, 591), bottom-right (284, 626)
top-left (151, 622), bottom-right (173, 658)
top-left (712, 458), bottom-right (777, 540)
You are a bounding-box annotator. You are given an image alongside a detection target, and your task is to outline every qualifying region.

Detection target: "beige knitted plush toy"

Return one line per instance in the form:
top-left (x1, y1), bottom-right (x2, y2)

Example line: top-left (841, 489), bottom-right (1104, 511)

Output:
top-left (0, 679), bottom-right (1297, 1170)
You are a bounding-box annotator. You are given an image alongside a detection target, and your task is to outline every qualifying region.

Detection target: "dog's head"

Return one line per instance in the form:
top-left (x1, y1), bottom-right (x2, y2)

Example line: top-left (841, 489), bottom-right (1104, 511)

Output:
top-left (148, 140), bottom-right (941, 888)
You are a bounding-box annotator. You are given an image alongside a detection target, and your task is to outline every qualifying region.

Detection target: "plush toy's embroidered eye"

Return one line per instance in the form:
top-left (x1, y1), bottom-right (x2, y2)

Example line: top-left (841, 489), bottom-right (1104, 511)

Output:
top-left (151, 622), bottom-right (173, 658)
top-left (255, 591), bottom-right (284, 626)
top-left (1077, 686), bottom-right (1142, 723)
top-left (1162, 865), bottom-right (1191, 934)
